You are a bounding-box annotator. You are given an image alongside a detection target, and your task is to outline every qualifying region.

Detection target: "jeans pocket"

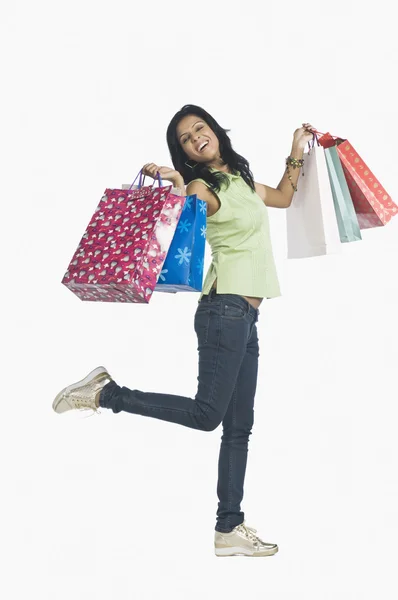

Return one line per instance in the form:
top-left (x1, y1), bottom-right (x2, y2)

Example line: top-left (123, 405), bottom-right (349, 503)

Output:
top-left (194, 308), bottom-right (211, 345)
top-left (222, 302), bottom-right (246, 320)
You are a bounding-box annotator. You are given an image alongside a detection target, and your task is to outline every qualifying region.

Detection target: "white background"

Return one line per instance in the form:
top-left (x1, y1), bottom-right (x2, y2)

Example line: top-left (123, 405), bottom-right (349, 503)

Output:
top-left (1, 0), bottom-right (398, 598)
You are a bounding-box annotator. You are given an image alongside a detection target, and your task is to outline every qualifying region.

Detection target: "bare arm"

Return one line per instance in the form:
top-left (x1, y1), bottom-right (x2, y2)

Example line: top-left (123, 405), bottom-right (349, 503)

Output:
top-left (185, 180), bottom-right (220, 217)
top-left (255, 142), bottom-right (304, 209)
top-left (254, 123), bottom-right (315, 209)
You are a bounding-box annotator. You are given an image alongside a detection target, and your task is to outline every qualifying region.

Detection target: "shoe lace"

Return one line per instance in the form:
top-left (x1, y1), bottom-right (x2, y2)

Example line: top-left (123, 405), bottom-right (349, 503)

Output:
top-left (63, 388), bottom-right (102, 417)
top-left (238, 523), bottom-right (266, 547)
top-left (65, 395), bottom-right (102, 418)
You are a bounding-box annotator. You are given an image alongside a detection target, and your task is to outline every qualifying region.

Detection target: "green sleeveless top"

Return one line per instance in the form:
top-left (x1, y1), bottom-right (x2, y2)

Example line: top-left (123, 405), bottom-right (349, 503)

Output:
top-left (192, 170), bottom-right (281, 300)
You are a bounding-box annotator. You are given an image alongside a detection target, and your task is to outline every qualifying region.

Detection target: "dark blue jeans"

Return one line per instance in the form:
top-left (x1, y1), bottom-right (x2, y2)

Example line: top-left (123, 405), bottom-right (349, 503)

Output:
top-left (99, 289), bottom-right (260, 533)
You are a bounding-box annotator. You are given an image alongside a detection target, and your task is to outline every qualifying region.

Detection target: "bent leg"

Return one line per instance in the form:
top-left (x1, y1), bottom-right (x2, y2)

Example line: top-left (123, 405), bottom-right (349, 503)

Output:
top-left (99, 297), bottom-right (253, 432)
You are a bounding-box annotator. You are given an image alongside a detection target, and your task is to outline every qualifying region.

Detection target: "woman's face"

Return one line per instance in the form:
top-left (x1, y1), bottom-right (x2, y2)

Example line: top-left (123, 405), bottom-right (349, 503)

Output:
top-left (176, 114), bottom-right (220, 165)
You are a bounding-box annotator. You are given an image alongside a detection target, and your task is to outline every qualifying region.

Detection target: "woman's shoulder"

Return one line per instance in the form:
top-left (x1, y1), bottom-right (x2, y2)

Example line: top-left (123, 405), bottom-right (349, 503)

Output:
top-left (186, 178), bottom-right (210, 190)
top-left (186, 179), bottom-right (221, 215)
top-left (186, 179), bottom-right (214, 198)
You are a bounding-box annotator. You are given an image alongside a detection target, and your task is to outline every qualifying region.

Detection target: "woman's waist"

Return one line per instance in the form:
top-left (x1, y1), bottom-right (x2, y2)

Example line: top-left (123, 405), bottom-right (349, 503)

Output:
top-left (210, 279), bottom-right (263, 310)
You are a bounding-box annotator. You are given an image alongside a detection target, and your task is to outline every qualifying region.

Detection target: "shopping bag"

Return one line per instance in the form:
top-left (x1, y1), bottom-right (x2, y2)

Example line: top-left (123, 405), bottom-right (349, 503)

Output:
top-left (318, 131), bottom-right (397, 229)
top-left (122, 181), bottom-right (207, 293)
top-left (62, 173), bottom-right (186, 303)
top-left (324, 146), bottom-right (362, 243)
top-left (155, 194), bottom-right (207, 293)
top-left (286, 139), bottom-right (342, 259)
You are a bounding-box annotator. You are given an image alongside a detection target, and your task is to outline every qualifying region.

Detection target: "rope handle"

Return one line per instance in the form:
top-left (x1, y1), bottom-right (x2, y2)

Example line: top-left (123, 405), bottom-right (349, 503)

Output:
top-left (128, 170), bottom-right (164, 191)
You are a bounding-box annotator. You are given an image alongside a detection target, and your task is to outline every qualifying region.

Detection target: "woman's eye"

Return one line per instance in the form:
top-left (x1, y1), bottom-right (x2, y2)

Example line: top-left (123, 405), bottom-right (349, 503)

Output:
top-left (182, 124), bottom-right (203, 143)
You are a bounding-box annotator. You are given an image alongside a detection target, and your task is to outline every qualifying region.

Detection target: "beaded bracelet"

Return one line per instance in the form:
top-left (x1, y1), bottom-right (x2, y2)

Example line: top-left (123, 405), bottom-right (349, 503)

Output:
top-left (285, 156), bottom-right (305, 192)
top-left (286, 156), bottom-right (304, 169)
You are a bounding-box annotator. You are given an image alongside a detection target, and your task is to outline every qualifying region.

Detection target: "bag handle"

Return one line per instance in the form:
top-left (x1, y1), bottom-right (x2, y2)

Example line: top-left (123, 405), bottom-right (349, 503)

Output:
top-left (128, 170), bottom-right (164, 191)
top-left (304, 132), bottom-right (321, 157)
top-left (310, 128), bottom-right (345, 149)
top-left (311, 128), bottom-right (343, 139)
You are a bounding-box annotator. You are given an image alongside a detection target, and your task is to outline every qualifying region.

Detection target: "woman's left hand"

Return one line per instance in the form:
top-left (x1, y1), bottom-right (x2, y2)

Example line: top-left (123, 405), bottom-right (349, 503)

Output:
top-left (293, 123), bottom-right (316, 150)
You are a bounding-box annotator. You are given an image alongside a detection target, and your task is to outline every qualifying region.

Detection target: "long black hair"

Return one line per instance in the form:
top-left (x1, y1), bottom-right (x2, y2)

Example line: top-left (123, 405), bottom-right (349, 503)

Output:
top-left (166, 104), bottom-right (256, 193)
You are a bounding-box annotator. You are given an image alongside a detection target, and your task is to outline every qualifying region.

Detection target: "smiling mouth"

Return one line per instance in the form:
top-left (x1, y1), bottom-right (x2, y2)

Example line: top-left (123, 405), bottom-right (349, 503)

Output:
top-left (198, 141), bottom-right (209, 153)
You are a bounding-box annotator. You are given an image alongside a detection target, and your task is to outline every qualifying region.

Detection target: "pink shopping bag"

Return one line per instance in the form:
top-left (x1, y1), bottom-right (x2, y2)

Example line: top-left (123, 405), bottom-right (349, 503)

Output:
top-left (62, 172), bottom-right (186, 303)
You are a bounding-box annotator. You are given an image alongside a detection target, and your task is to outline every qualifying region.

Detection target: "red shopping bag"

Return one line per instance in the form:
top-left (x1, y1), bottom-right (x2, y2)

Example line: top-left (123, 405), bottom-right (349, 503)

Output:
top-left (62, 172), bottom-right (186, 303)
top-left (316, 130), bottom-right (397, 229)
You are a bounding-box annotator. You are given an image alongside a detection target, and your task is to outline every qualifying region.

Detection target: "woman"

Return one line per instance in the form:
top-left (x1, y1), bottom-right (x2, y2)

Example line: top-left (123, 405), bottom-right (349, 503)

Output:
top-left (53, 105), bottom-right (314, 557)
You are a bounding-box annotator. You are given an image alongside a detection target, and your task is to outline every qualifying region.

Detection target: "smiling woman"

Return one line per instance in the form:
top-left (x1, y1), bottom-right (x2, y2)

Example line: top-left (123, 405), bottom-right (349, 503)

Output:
top-left (52, 103), bottom-right (315, 559)
top-left (166, 105), bottom-right (257, 195)
top-left (179, 120), bottom-right (214, 161)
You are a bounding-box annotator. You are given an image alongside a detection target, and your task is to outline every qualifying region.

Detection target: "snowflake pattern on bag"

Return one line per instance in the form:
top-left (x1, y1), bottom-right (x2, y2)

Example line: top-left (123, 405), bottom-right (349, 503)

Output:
top-left (155, 195), bottom-right (207, 293)
top-left (62, 186), bottom-right (185, 303)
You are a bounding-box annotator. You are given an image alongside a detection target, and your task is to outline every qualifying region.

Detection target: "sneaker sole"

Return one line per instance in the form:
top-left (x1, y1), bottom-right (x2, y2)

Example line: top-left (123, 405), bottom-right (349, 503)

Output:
top-left (52, 366), bottom-right (110, 413)
top-left (215, 545), bottom-right (278, 557)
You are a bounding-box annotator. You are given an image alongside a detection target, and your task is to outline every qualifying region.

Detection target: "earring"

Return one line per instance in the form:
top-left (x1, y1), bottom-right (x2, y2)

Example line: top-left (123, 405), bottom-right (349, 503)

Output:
top-left (185, 160), bottom-right (198, 169)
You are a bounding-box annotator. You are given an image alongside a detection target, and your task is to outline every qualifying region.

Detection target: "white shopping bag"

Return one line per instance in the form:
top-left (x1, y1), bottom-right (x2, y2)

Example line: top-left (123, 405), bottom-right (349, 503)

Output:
top-left (286, 141), bottom-right (342, 258)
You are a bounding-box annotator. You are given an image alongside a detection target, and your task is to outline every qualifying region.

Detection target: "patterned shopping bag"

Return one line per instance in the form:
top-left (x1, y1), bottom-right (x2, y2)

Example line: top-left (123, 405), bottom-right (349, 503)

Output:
top-left (122, 184), bottom-right (207, 293)
top-left (317, 131), bottom-right (397, 229)
top-left (62, 173), bottom-right (186, 303)
top-left (155, 194), bottom-right (207, 293)
top-left (324, 146), bottom-right (362, 243)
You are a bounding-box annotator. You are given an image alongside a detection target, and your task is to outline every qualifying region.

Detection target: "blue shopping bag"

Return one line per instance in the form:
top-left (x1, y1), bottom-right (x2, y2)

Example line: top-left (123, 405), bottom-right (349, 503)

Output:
top-left (155, 194), bottom-right (207, 293)
top-left (324, 147), bottom-right (362, 243)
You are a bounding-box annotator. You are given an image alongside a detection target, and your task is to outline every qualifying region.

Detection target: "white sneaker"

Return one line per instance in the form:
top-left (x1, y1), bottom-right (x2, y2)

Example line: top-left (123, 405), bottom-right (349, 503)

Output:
top-left (52, 367), bottom-right (112, 415)
top-left (214, 521), bottom-right (278, 557)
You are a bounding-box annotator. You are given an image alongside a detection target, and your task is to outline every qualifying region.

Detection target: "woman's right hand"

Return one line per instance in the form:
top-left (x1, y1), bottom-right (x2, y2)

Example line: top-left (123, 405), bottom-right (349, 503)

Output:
top-left (142, 163), bottom-right (183, 186)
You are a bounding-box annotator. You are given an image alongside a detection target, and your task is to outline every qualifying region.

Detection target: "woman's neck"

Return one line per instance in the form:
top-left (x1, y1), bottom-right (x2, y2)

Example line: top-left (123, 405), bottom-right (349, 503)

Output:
top-left (206, 159), bottom-right (230, 173)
